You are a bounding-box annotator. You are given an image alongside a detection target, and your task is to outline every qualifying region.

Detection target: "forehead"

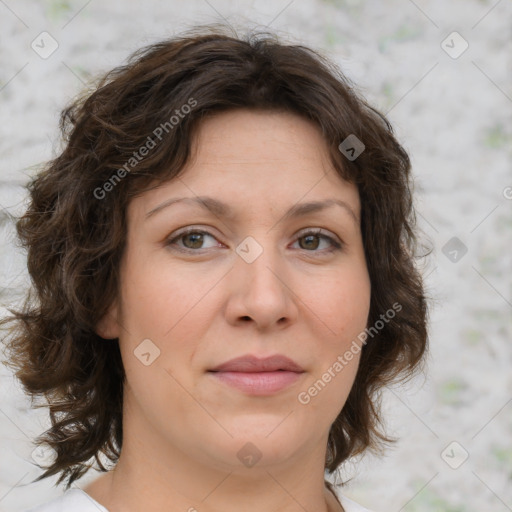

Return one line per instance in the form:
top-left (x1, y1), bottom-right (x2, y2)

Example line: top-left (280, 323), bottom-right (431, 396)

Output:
top-left (130, 109), bottom-right (360, 220)
top-left (188, 109), bottom-right (330, 169)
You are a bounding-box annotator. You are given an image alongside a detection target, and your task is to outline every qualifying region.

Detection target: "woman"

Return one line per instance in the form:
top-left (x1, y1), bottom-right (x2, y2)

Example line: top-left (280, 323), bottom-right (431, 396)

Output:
top-left (1, 24), bottom-right (428, 512)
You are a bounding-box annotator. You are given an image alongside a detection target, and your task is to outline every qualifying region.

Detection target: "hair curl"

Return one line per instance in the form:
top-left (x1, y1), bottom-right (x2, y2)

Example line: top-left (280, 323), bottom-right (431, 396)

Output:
top-left (1, 24), bottom-right (428, 492)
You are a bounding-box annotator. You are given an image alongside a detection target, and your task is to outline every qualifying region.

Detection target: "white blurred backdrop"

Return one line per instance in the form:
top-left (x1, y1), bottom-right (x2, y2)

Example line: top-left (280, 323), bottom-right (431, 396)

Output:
top-left (1, 1), bottom-right (511, 511)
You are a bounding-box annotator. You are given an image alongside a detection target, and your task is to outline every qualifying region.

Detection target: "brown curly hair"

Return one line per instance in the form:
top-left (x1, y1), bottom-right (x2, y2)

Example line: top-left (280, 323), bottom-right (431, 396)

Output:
top-left (0, 24), bottom-right (428, 491)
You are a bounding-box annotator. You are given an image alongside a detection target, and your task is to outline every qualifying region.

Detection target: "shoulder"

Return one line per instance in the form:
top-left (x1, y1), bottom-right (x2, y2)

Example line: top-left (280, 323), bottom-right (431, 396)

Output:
top-left (25, 488), bottom-right (109, 512)
top-left (339, 493), bottom-right (376, 512)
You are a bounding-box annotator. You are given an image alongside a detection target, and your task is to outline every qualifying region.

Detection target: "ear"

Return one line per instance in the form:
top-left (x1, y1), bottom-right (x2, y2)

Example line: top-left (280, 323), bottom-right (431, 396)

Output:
top-left (95, 300), bottom-right (121, 340)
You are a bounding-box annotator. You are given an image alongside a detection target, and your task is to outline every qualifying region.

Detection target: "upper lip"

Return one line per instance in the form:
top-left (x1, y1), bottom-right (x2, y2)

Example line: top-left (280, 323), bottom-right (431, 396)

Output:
top-left (209, 354), bottom-right (304, 373)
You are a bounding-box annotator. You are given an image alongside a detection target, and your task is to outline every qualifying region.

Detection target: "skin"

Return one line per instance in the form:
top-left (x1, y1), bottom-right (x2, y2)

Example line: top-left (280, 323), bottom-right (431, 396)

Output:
top-left (88, 109), bottom-right (371, 512)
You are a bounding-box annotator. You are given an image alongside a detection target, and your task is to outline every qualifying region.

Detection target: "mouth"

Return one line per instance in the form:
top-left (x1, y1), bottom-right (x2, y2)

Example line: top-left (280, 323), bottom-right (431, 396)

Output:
top-left (207, 354), bottom-right (305, 395)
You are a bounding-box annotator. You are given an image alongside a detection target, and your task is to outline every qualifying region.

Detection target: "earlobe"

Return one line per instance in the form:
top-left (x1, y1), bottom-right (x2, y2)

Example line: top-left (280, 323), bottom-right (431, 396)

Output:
top-left (95, 302), bottom-right (121, 340)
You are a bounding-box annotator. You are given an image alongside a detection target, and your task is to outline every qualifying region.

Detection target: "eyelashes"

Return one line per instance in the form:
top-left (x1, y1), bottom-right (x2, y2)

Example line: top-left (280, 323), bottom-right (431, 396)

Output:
top-left (165, 227), bottom-right (343, 255)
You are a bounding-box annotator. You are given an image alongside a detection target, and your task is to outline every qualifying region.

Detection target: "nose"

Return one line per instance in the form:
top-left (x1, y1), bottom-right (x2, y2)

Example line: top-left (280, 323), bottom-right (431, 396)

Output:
top-left (224, 239), bottom-right (299, 331)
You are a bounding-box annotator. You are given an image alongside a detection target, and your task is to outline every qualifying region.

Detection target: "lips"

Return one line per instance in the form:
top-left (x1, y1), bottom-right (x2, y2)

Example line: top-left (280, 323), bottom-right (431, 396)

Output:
top-left (208, 355), bottom-right (305, 395)
top-left (208, 354), bottom-right (304, 373)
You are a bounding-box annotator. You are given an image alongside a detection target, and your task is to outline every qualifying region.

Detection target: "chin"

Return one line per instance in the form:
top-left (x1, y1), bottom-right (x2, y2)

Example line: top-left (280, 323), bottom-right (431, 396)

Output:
top-left (201, 419), bottom-right (310, 469)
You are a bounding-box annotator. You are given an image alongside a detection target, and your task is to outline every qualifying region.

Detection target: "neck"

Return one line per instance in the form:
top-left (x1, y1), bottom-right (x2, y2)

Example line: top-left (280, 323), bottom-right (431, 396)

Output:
top-left (83, 420), bottom-right (342, 512)
top-left (82, 387), bottom-right (344, 512)
top-left (97, 453), bottom-right (339, 512)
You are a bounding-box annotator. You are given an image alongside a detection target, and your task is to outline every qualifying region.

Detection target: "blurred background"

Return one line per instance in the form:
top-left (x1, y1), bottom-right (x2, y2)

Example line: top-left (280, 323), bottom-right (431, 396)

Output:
top-left (0, 1), bottom-right (511, 511)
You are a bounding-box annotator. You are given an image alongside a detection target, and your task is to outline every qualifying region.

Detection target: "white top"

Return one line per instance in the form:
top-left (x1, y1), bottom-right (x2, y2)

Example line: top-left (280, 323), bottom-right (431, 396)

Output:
top-left (25, 487), bottom-right (374, 512)
top-left (25, 489), bottom-right (109, 512)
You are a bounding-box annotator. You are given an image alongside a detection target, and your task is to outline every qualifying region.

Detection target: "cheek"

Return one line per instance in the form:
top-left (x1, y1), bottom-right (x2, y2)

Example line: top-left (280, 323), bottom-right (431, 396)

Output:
top-left (116, 253), bottom-right (208, 421)
top-left (310, 266), bottom-right (371, 344)
top-left (119, 250), bottom-right (221, 339)
top-left (296, 266), bottom-right (369, 414)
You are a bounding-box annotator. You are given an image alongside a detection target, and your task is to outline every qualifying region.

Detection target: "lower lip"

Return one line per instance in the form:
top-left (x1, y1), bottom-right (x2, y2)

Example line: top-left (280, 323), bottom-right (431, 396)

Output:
top-left (208, 371), bottom-right (303, 395)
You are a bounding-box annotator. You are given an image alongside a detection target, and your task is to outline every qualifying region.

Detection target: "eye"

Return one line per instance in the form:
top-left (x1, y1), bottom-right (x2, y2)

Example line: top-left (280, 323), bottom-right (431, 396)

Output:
top-left (165, 227), bottom-right (342, 255)
top-left (292, 229), bottom-right (343, 254)
top-left (165, 228), bottom-right (222, 252)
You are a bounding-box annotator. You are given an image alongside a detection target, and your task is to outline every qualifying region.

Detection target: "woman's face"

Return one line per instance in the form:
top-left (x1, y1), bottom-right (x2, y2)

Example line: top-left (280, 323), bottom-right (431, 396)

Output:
top-left (100, 109), bottom-right (371, 475)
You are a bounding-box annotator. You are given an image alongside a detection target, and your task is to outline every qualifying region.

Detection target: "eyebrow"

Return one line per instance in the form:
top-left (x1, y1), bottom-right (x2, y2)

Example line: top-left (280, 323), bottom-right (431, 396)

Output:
top-left (145, 195), bottom-right (359, 224)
